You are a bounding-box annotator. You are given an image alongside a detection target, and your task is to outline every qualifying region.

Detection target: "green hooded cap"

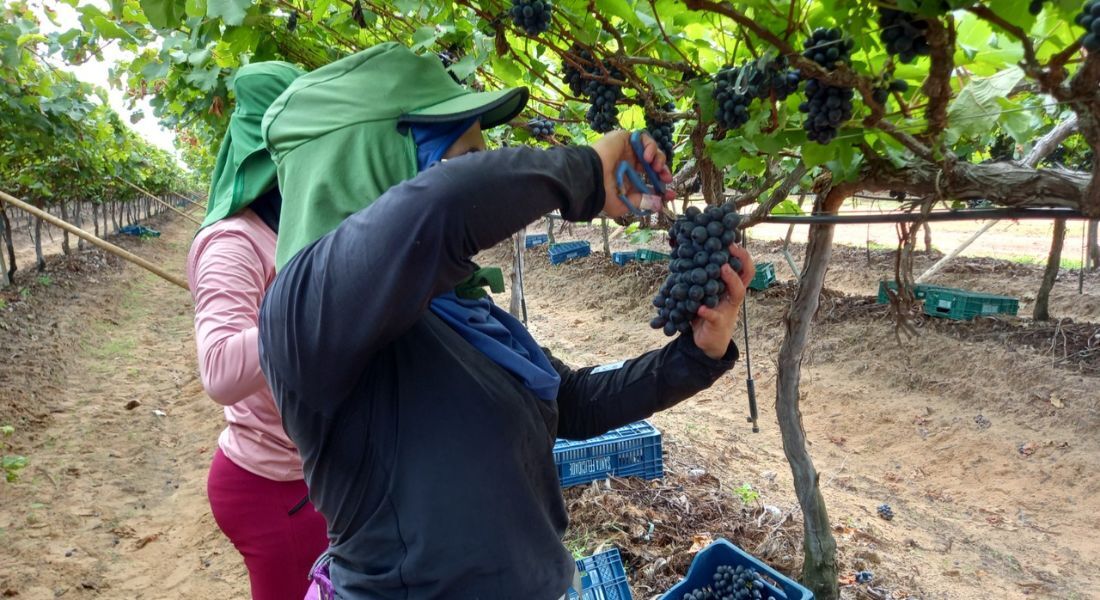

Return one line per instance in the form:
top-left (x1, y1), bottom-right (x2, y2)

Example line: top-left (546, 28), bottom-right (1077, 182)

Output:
top-left (201, 61), bottom-right (304, 230)
top-left (263, 42), bottom-right (528, 269)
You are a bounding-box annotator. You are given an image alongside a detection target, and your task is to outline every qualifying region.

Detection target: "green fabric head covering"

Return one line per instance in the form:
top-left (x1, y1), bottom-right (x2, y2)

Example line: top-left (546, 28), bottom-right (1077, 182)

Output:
top-left (202, 61), bottom-right (305, 230)
top-left (263, 42), bottom-right (528, 269)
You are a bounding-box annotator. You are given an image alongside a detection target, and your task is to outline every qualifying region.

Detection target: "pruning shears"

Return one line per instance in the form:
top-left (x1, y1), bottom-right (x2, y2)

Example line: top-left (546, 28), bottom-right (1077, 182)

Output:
top-left (614, 131), bottom-right (667, 217)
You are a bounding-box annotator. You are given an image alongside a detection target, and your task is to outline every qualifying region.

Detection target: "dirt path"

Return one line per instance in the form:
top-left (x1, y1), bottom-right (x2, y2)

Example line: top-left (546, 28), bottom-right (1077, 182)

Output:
top-left (0, 215), bottom-right (244, 599)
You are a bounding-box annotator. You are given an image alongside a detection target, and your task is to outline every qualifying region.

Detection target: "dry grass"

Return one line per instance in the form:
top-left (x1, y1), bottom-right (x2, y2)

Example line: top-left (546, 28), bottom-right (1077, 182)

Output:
top-left (563, 466), bottom-right (802, 600)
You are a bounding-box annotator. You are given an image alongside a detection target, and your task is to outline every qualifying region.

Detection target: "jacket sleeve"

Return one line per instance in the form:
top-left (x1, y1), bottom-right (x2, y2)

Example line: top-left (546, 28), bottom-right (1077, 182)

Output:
top-left (259, 146), bottom-right (605, 406)
top-left (188, 229), bottom-right (270, 406)
top-left (549, 336), bottom-right (738, 440)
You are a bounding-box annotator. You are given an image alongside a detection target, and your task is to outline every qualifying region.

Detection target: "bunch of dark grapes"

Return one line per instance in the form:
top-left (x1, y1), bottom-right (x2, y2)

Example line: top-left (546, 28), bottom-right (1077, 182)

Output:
top-left (749, 57), bottom-right (801, 101)
top-left (800, 29), bottom-right (854, 144)
top-left (509, 0), bottom-right (553, 35)
top-left (562, 45), bottom-right (596, 96)
top-left (650, 204), bottom-right (743, 336)
top-left (1076, 1), bottom-right (1100, 52)
top-left (713, 60), bottom-right (800, 130)
top-left (764, 59), bottom-right (802, 101)
top-left (803, 27), bottom-right (853, 69)
top-left (586, 89), bottom-right (620, 132)
top-left (287, 10), bottom-right (298, 32)
top-left (1029, 0), bottom-right (1049, 15)
top-left (878, 7), bottom-right (932, 64)
top-left (646, 102), bottom-right (676, 167)
top-left (877, 503), bottom-right (895, 521)
top-left (680, 565), bottom-right (778, 600)
top-left (712, 65), bottom-right (756, 129)
top-left (800, 80), bottom-right (853, 144)
top-left (528, 117), bottom-right (554, 140)
top-left (872, 79), bottom-right (908, 106)
top-left (584, 61), bottom-right (623, 133)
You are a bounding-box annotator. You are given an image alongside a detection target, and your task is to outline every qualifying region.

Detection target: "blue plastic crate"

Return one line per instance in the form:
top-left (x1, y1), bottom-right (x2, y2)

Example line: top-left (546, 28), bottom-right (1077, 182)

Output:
top-left (526, 233), bottom-right (549, 248)
top-left (567, 548), bottom-right (633, 600)
top-left (117, 224), bottom-right (161, 238)
top-left (549, 241), bottom-right (592, 265)
top-left (553, 420), bottom-right (663, 488)
top-left (661, 539), bottom-right (813, 600)
top-left (612, 251), bottom-right (637, 266)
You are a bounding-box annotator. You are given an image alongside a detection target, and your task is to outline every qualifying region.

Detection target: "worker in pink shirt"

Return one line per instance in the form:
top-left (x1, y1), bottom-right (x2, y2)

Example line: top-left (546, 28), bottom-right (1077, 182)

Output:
top-left (185, 61), bottom-right (327, 600)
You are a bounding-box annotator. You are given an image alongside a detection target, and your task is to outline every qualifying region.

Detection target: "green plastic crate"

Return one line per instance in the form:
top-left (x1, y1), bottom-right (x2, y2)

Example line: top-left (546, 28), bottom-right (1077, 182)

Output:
top-left (635, 249), bottom-right (671, 263)
top-left (922, 288), bottom-right (1019, 321)
top-left (748, 262), bottom-right (776, 291)
top-left (876, 280), bottom-right (954, 304)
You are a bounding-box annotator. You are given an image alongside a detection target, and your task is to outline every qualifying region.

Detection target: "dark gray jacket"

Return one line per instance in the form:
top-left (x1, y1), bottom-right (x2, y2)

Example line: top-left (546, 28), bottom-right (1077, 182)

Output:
top-left (258, 146), bottom-right (738, 599)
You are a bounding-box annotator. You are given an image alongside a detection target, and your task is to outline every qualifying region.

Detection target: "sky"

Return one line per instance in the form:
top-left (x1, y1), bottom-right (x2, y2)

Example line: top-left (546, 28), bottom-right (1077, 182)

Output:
top-left (32, 0), bottom-right (179, 155)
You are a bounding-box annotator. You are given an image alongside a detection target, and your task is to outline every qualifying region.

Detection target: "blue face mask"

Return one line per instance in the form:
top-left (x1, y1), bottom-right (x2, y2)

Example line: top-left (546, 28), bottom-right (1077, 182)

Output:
top-left (412, 117), bottom-right (480, 171)
top-left (410, 120), bottom-right (562, 402)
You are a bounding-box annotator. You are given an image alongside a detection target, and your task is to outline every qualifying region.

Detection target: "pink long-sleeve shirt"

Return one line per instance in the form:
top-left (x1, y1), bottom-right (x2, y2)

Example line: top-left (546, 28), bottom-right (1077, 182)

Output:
top-left (186, 209), bottom-right (303, 481)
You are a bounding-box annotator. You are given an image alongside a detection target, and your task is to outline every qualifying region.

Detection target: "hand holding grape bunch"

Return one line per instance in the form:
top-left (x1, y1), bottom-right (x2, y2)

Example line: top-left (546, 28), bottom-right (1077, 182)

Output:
top-left (651, 204), bottom-right (755, 360)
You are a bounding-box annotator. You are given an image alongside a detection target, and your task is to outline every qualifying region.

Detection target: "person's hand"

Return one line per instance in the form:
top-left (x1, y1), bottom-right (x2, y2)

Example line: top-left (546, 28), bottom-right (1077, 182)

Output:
top-left (692, 244), bottom-right (755, 360)
top-left (591, 130), bottom-right (675, 218)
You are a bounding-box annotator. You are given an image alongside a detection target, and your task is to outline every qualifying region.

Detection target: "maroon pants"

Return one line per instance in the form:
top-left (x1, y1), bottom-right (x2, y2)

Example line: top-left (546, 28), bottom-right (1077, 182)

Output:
top-left (208, 449), bottom-right (328, 600)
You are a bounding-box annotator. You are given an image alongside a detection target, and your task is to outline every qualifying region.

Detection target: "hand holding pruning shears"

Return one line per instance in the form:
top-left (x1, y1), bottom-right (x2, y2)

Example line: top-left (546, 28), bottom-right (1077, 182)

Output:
top-left (592, 130), bottom-right (675, 218)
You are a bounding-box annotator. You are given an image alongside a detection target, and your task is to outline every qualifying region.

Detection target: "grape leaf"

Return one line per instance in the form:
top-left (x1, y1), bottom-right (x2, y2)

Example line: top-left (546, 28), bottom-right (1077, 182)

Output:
top-left (138, 0), bottom-right (187, 29)
top-left (800, 138), bottom-right (839, 169)
top-left (91, 16), bottom-right (135, 41)
top-left (771, 199), bottom-right (802, 215)
top-left (206, 0), bottom-right (251, 27)
top-left (706, 137), bottom-right (754, 169)
top-left (947, 66), bottom-right (1024, 138)
top-left (598, 0), bottom-right (646, 30)
top-left (185, 0), bottom-right (206, 19)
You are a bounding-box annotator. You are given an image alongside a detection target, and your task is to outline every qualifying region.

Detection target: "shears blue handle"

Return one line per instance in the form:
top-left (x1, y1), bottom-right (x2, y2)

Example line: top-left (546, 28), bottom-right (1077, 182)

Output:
top-left (614, 131), bottom-right (667, 217)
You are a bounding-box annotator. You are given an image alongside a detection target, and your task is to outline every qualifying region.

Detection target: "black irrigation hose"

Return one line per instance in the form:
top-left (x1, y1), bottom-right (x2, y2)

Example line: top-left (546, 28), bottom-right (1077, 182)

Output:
top-left (757, 207), bottom-right (1087, 225)
top-left (740, 231), bottom-right (758, 433)
top-left (741, 293), bottom-right (758, 433)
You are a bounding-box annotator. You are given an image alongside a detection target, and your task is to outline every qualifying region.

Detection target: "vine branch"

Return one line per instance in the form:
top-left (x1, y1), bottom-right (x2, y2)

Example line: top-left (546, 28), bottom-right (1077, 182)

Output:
top-left (742, 160), bottom-right (808, 228)
top-left (920, 18), bottom-right (955, 146)
top-left (619, 55), bottom-right (694, 73)
top-left (1021, 115), bottom-right (1080, 168)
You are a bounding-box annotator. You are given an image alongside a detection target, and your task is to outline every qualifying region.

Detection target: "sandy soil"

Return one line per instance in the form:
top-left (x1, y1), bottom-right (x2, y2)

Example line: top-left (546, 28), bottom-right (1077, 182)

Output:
top-left (0, 211), bottom-right (243, 599)
top-left (1, 209), bottom-right (1098, 600)
top-left (748, 197), bottom-right (1095, 265)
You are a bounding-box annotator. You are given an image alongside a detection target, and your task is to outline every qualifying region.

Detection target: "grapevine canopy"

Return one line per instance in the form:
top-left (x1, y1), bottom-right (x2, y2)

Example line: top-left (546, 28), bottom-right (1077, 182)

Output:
top-left (21, 0), bottom-right (1100, 214)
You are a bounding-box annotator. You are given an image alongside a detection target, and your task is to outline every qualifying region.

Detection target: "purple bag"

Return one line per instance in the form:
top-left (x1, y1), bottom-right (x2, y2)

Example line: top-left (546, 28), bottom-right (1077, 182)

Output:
top-left (303, 554), bottom-right (334, 600)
